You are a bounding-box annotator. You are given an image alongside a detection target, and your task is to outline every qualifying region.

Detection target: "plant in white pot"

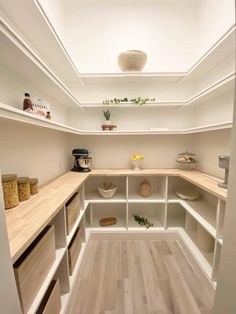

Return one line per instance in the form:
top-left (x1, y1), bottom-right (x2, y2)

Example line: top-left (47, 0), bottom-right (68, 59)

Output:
top-left (103, 109), bottom-right (112, 125)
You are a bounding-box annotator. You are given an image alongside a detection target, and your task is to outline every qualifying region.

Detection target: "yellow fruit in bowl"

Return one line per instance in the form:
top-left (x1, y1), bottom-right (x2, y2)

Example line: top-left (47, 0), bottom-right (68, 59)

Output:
top-left (130, 154), bottom-right (144, 160)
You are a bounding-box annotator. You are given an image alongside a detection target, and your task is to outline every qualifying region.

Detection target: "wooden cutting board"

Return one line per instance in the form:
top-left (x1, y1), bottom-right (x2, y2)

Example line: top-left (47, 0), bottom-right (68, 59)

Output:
top-left (99, 217), bottom-right (117, 226)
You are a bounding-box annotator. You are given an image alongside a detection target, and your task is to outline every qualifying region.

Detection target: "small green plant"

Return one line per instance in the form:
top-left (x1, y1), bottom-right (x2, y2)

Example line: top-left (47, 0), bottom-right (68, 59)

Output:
top-left (133, 214), bottom-right (154, 229)
top-left (101, 181), bottom-right (114, 190)
top-left (103, 97), bottom-right (155, 106)
top-left (103, 109), bottom-right (111, 120)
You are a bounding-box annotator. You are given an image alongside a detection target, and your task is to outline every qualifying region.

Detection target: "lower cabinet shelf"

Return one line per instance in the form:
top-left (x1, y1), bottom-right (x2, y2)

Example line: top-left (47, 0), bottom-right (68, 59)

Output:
top-left (128, 203), bottom-right (165, 228)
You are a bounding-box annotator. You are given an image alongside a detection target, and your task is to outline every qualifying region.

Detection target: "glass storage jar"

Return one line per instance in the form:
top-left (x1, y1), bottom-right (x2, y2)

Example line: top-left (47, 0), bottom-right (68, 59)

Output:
top-left (29, 178), bottom-right (39, 195)
top-left (1, 174), bottom-right (19, 209)
top-left (17, 177), bottom-right (31, 202)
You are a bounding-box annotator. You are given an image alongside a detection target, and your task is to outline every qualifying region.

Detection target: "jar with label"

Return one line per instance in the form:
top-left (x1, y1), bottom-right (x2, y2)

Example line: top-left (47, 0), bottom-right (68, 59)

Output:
top-left (29, 178), bottom-right (39, 195)
top-left (17, 177), bottom-right (31, 202)
top-left (23, 93), bottom-right (33, 113)
top-left (1, 174), bottom-right (19, 209)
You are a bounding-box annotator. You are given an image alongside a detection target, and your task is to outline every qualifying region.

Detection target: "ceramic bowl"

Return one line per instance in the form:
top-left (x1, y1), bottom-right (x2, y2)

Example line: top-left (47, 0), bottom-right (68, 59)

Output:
top-left (98, 186), bottom-right (117, 199)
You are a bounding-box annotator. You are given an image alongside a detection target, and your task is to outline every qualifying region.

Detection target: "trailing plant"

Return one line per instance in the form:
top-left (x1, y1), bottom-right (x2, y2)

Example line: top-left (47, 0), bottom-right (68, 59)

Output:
top-left (103, 97), bottom-right (155, 106)
top-left (103, 109), bottom-right (111, 120)
top-left (133, 214), bottom-right (154, 229)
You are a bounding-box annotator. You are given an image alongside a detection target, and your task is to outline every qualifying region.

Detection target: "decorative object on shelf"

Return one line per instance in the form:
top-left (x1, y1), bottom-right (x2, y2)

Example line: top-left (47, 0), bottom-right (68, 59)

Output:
top-left (29, 178), bottom-right (39, 195)
top-left (130, 154), bottom-right (144, 170)
top-left (1, 174), bottom-right (19, 209)
top-left (71, 148), bottom-right (92, 172)
top-left (118, 50), bottom-right (147, 71)
top-left (218, 155), bottom-right (230, 189)
top-left (139, 179), bottom-right (151, 197)
top-left (103, 97), bottom-right (155, 106)
top-left (103, 109), bottom-right (111, 125)
top-left (176, 150), bottom-right (198, 170)
top-left (45, 111), bottom-right (51, 120)
top-left (32, 96), bottom-right (50, 118)
top-left (99, 217), bottom-right (117, 226)
top-left (17, 177), bottom-right (31, 202)
top-left (101, 124), bottom-right (117, 131)
top-left (133, 214), bottom-right (154, 229)
top-left (98, 181), bottom-right (118, 199)
top-left (23, 93), bottom-right (33, 113)
top-left (176, 188), bottom-right (199, 201)
top-left (102, 109), bottom-right (117, 130)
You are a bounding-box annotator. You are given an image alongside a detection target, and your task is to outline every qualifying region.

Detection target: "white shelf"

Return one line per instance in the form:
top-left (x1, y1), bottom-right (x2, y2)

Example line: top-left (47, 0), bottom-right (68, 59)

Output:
top-left (178, 229), bottom-right (213, 279)
top-left (85, 192), bottom-right (126, 203)
top-left (61, 243), bottom-right (87, 313)
top-left (128, 192), bottom-right (165, 203)
top-left (0, 103), bottom-right (80, 135)
top-left (181, 200), bottom-right (217, 238)
top-left (81, 101), bottom-right (184, 108)
top-left (27, 247), bottom-right (66, 314)
top-left (66, 210), bottom-right (85, 245)
top-left (0, 20), bottom-right (81, 109)
top-left (185, 25), bottom-right (236, 80)
top-left (186, 72), bottom-right (235, 106)
top-left (128, 216), bottom-right (163, 228)
top-left (0, 103), bottom-right (232, 135)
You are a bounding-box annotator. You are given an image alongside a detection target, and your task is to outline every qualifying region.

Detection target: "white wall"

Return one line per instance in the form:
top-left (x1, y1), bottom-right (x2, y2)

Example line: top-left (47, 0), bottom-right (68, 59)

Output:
top-left (61, 0), bottom-right (198, 73)
top-left (67, 129), bottom-right (231, 178)
top-left (68, 133), bottom-right (192, 169)
top-left (192, 129), bottom-right (231, 178)
top-left (196, 0), bottom-right (235, 61)
top-left (0, 119), bottom-right (72, 184)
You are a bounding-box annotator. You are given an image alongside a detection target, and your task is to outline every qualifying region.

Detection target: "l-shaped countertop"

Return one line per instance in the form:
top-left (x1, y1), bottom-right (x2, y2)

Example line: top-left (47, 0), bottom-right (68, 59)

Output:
top-left (5, 169), bottom-right (227, 263)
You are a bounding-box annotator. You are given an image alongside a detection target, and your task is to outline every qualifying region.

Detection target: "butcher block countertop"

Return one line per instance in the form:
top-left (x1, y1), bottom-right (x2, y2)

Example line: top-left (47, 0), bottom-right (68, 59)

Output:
top-left (5, 169), bottom-right (226, 263)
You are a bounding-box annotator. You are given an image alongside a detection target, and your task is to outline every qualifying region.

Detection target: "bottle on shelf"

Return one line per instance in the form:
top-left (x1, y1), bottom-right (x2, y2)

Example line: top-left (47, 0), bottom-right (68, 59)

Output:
top-left (23, 93), bottom-right (33, 113)
top-left (45, 111), bottom-right (51, 120)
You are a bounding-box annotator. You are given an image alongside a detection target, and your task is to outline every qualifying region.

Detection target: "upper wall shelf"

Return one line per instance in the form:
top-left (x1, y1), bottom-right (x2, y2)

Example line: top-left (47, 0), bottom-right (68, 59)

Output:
top-left (0, 102), bottom-right (232, 136)
top-left (0, 20), bottom-right (82, 109)
top-left (77, 25), bottom-right (235, 84)
top-left (80, 72), bottom-right (235, 108)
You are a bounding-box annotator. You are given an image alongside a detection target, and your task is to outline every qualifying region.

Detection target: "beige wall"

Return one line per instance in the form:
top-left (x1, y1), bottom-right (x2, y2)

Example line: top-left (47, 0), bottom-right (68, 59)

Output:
top-left (193, 129), bottom-right (231, 178)
top-left (0, 119), bottom-right (231, 186)
top-left (68, 130), bottom-right (231, 178)
top-left (0, 119), bottom-right (71, 185)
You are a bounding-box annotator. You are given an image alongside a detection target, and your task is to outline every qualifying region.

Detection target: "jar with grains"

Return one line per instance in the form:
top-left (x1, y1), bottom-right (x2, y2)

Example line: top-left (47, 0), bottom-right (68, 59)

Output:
top-left (17, 177), bottom-right (30, 202)
top-left (29, 178), bottom-right (39, 195)
top-left (1, 174), bottom-right (19, 209)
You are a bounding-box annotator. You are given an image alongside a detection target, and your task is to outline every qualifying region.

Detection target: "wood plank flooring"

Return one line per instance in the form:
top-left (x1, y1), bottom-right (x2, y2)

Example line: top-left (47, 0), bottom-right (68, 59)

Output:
top-left (67, 240), bottom-right (215, 314)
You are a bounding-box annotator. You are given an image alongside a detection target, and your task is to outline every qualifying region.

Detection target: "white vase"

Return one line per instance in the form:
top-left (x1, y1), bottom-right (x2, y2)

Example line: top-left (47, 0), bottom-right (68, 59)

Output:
top-left (118, 50), bottom-right (147, 72)
top-left (131, 159), bottom-right (143, 171)
top-left (104, 120), bottom-right (112, 125)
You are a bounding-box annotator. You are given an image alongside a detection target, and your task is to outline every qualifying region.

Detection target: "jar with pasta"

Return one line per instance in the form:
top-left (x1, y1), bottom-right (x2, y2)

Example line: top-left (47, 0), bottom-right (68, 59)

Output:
top-left (29, 178), bottom-right (39, 195)
top-left (2, 174), bottom-right (19, 209)
top-left (17, 177), bottom-right (31, 202)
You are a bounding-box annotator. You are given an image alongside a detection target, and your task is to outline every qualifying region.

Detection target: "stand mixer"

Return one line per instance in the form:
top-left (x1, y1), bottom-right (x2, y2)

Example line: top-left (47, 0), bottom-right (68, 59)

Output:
top-left (71, 149), bottom-right (92, 172)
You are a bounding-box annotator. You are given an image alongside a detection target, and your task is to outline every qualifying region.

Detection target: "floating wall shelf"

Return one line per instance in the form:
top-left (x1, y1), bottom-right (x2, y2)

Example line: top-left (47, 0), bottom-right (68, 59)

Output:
top-left (0, 103), bottom-right (232, 135)
top-left (0, 19), bottom-right (82, 109)
top-left (81, 72), bottom-right (235, 108)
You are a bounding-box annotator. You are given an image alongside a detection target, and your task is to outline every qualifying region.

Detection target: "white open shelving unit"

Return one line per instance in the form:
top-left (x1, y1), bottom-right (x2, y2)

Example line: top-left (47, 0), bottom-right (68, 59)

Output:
top-left (84, 174), bottom-right (226, 284)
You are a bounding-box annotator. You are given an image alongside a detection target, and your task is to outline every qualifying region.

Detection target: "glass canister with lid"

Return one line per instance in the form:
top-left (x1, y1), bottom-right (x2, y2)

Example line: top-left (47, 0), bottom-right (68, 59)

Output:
top-left (17, 177), bottom-right (31, 202)
top-left (176, 150), bottom-right (198, 170)
top-left (29, 178), bottom-right (39, 195)
top-left (1, 174), bottom-right (19, 209)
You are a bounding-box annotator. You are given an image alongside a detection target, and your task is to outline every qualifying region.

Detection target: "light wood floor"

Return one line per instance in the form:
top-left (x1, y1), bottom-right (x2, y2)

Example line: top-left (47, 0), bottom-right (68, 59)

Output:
top-left (67, 240), bottom-right (215, 314)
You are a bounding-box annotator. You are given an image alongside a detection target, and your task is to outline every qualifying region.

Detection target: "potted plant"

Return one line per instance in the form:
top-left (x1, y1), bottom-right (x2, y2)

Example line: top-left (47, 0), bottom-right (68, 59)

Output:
top-left (103, 109), bottom-right (112, 125)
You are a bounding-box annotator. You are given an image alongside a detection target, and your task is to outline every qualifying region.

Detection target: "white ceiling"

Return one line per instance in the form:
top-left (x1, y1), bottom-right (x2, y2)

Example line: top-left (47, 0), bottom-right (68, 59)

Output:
top-left (38, 0), bottom-right (234, 74)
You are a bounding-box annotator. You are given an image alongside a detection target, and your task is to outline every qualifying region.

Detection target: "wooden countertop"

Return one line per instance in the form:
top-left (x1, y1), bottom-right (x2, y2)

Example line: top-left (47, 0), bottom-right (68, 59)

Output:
top-left (5, 169), bottom-right (226, 263)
